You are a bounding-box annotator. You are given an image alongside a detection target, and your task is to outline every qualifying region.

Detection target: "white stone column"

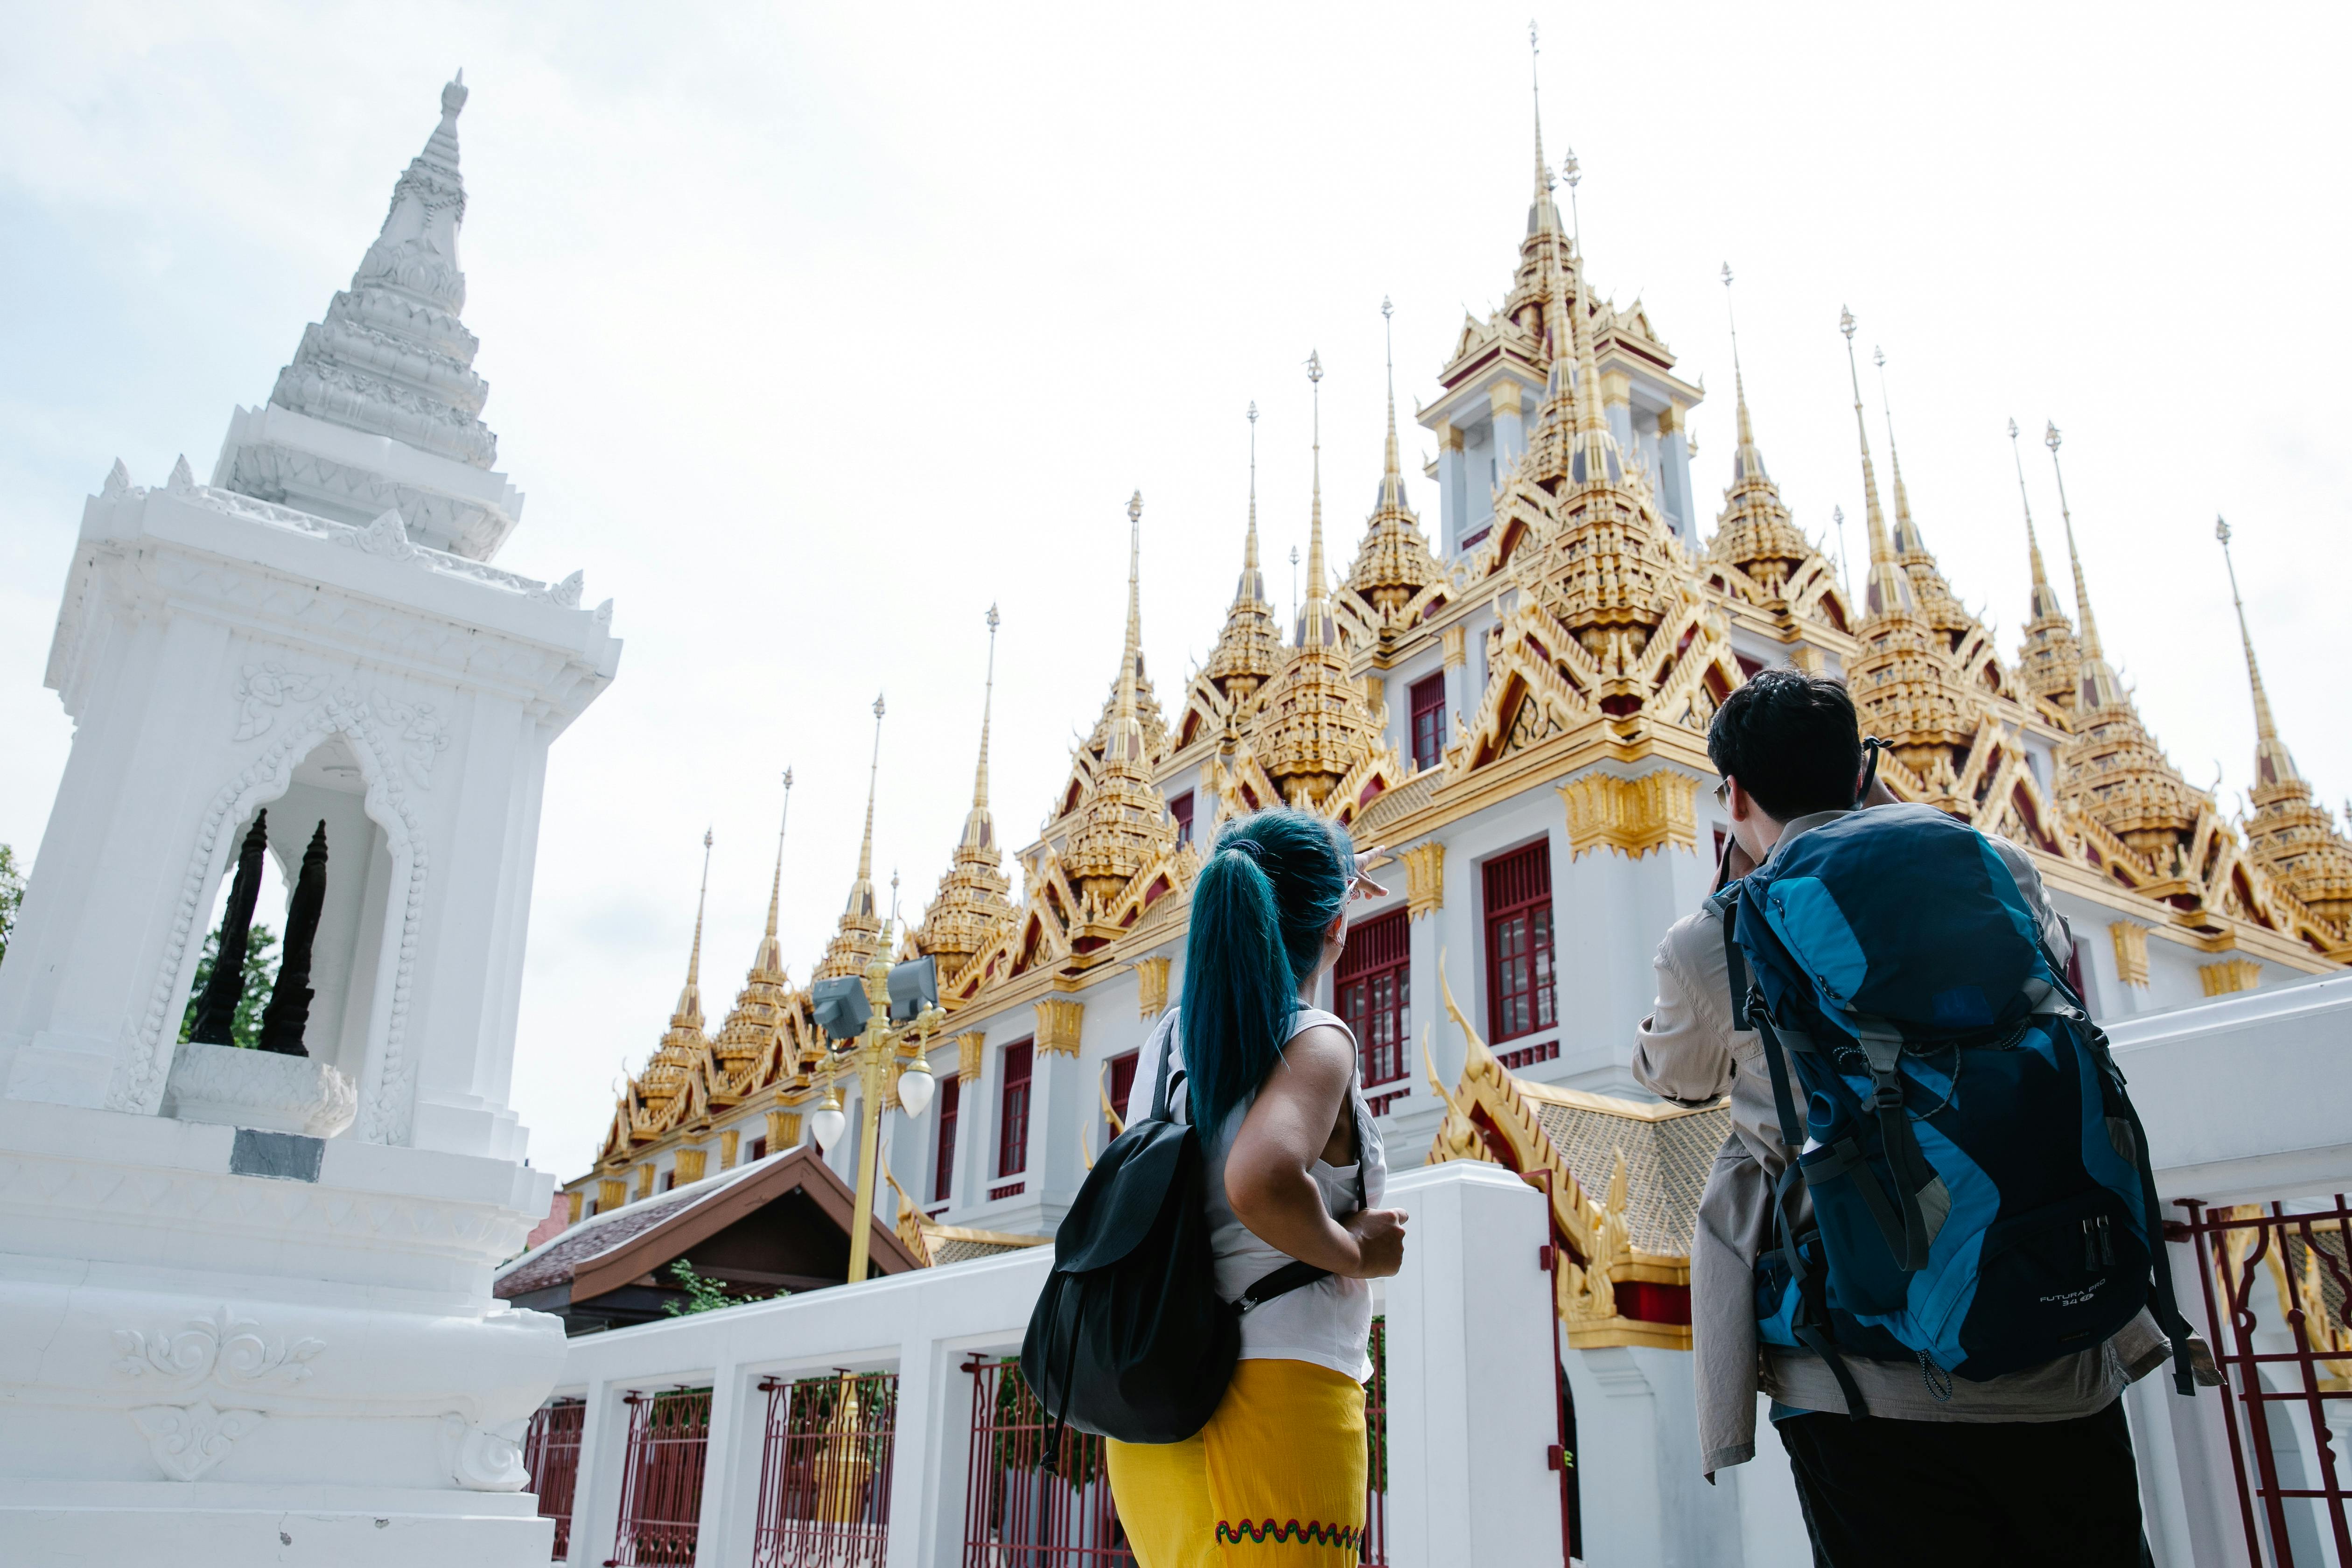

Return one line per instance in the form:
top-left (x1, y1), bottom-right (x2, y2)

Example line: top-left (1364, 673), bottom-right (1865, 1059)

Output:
top-left (1383, 1161), bottom-right (1561, 1568)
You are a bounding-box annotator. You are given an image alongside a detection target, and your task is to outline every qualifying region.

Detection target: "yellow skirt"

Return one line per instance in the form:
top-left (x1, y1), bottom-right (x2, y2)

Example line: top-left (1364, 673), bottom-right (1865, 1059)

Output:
top-left (1105, 1358), bottom-right (1368, 1568)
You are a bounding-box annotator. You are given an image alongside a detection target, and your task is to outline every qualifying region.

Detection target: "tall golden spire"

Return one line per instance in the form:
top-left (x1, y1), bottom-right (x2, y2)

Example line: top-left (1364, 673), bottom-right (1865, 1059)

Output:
top-left (2009, 419), bottom-right (2081, 710)
top-left (2219, 515), bottom-right (2352, 925)
top-left (916, 609), bottom-right (1016, 980)
top-left (1348, 300), bottom-right (1442, 617)
top-left (2217, 517), bottom-right (2296, 785)
top-left (1110, 490), bottom-right (1149, 766)
top-left (1873, 345), bottom-right (1969, 638)
top-left (1526, 19), bottom-right (1563, 239)
top-left (1568, 252), bottom-right (1619, 486)
top-left (757, 770), bottom-right (792, 973)
top-left (1200, 404), bottom-right (1283, 704)
top-left (717, 776), bottom-right (799, 1074)
top-left (1296, 353), bottom-right (1337, 648)
top-left (818, 696), bottom-right (888, 979)
top-left (1841, 308), bottom-right (1911, 618)
top-left (2044, 422), bottom-right (2121, 708)
top-left (1707, 264), bottom-right (1811, 595)
top-left (672, 828), bottom-right (714, 1030)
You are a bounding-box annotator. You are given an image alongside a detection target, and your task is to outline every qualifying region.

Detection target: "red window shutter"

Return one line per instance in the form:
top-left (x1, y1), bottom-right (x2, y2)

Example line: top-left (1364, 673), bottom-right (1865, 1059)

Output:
top-left (1337, 908), bottom-right (1412, 1087)
top-left (1106, 1050), bottom-right (1138, 1141)
top-left (1409, 674), bottom-right (1448, 772)
top-left (998, 1041), bottom-right (1032, 1178)
top-left (1483, 842), bottom-right (1557, 1044)
top-left (1168, 791), bottom-right (1195, 847)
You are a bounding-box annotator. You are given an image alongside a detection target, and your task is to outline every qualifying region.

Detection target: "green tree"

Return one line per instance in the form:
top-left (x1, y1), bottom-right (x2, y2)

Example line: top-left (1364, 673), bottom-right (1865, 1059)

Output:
top-left (660, 1259), bottom-right (769, 1316)
top-left (178, 925), bottom-right (281, 1050)
top-left (0, 844), bottom-right (24, 969)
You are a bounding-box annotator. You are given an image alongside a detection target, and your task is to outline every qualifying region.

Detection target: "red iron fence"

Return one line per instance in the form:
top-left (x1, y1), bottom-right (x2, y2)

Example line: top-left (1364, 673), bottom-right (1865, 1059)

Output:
top-left (2178, 1197), bottom-right (2352, 1566)
top-left (754, 1370), bottom-right (899, 1568)
top-left (961, 1357), bottom-right (1131, 1567)
top-left (523, 1396), bottom-right (587, 1561)
top-left (960, 1330), bottom-right (1394, 1568)
top-left (606, 1386), bottom-right (714, 1566)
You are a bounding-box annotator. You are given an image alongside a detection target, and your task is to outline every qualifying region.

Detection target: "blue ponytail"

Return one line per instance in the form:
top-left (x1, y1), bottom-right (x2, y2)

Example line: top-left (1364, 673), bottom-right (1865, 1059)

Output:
top-left (1177, 808), bottom-right (1353, 1135)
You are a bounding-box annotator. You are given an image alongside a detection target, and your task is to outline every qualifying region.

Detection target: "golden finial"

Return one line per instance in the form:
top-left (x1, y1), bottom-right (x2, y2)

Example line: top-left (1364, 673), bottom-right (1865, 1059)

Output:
top-left (1246, 401), bottom-right (1261, 574)
top-left (1526, 19), bottom-right (1564, 236)
top-left (2007, 418), bottom-right (2060, 605)
top-left (1722, 263), bottom-right (1759, 468)
top-left (1567, 250), bottom-right (1615, 481)
top-left (758, 769), bottom-right (792, 955)
top-left (1562, 148), bottom-right (1581, 251)
top-left (1840, 308), bottom-right (1905, 616)
top-left (1298, 350), bottom-right (1333, 647)
top-left (2216, 515), bottom-right (2287, 754)
top-left (1379, 298), bottom-right (1404, 501)
top-left (1873, 344), bottom-right (1923, 552)
top-left (2043, 420), bottom-right (2104, 661)
top-left (1105, 495), bottom-right (1148, 771)
top-left (1123, 489), bottom-right (1144, 665)
top-left (847, 695), bottom-right (884, 917)
top-left (672, 826), bottom-right (714, 1028)
top-left (972, 604), bottom-right (999, 812)
top-left (1833, 504), bottom-right (1850, 599)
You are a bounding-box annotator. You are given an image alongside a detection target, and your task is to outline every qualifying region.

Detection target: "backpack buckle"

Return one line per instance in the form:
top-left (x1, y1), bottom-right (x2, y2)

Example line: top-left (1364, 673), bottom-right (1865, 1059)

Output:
top-left (1872, 1082), bottom-right (1905, 1112)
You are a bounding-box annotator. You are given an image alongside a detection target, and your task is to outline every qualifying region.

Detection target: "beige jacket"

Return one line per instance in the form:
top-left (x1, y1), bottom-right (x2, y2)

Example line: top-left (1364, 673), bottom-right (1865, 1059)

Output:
top-left (1631, 810), bottom-right (2167, 1478)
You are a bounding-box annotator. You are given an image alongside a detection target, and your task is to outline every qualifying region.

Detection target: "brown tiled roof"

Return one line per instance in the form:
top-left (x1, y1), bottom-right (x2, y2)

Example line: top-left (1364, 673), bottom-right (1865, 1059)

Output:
top-left (495, 1145), bottom-right (920, 1302)
top-left (1523, 1090), bottom-right (1729, 1257)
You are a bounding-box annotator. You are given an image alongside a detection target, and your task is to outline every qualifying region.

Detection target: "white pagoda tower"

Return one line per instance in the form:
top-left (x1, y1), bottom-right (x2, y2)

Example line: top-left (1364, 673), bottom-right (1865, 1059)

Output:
top-left (0, 75), bottom-right (617, 1561)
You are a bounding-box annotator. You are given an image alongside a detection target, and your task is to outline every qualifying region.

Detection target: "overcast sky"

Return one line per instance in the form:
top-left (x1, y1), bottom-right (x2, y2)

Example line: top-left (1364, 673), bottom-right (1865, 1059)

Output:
top-left (5, 2), bottom-right (2346, 1178)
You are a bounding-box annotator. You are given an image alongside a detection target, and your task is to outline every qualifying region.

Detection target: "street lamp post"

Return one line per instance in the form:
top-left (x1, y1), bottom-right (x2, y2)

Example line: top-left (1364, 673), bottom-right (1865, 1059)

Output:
top-left (827, 924), bottom-right (945, 1285)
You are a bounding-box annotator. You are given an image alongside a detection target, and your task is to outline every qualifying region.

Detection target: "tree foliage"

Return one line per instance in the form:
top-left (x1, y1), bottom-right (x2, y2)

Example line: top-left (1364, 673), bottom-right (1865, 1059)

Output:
top-left (660, 1258), bottom-right (770, 1316)
top-left (178, 925), bottom-right (282, 1050)
top-left (0, 844), bottom-right (24, 970)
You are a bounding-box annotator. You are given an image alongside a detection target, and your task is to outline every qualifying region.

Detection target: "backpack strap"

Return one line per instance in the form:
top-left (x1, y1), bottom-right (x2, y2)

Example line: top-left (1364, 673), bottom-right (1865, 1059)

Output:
top-left (1849, 1020), bottom-right (1935, 1273)
top-left (1150, 1015), bottom-right (1181, 1124)
top-left (1234, 1259), bottom-right (1331, 1314)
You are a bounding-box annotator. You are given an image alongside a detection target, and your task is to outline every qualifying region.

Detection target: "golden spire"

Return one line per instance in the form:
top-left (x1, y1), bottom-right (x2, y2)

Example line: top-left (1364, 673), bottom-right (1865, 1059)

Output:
top-left (915, 608), bottom-right (1016, 980)
top-left (1347, 300), bottom-right (1443, 617)
top-left (1707, 264), bottom-right (1813, 596)
top-left (1526, 19), bottom-right (1562, 238)
top-left (1875, 346), bottom-right (1925, 557)
top-left (2009, 419), bottom-right (2081, 710)
top-left (1568, 251), bottom-right (1620, 486)
top-left (2216, 517), bottom-right (2296, 782)
top-left (757, 770), bottom-right (791, 973)
top-left (1199, 405), bottom-right (1284, 704)
top-left (1296, 352), bottom-right (1337, 648)
top-left (969, 605), bottom-right (1000, 826)
top-left (672, 827), bottom-right (714, 1030)
top-left (1873, 346), bottom-right (1969, 639)
top-left (818, 696), bottom-right (888, 979)
top-left (2219, 516), bottom-right (2352, 924)
top-left (2044, 421), bottom-right (2120, 707)
top-left (1724, 263), bottom-right (1764, 483)
top-left (1109, 491), bottom-right (1149, 767)
top-left (1841, 308), bottom-right (1911, 617)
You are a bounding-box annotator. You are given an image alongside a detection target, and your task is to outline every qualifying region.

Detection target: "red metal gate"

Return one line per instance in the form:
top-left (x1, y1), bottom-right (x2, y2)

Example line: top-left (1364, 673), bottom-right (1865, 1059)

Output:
top-left (961, 1344), bottom-right (1394, 1568)
top-left (606, 1387), bottom-right (714, 1566)
top-left (962, 1358), bottom-right (1132, 1566)
top-left (754, 1370), bottom-right (899, 1568)
top-left (2179, 1196), bottom-right (2352, 1566)
top-left (524, 1396), bottom-right (587, 1561)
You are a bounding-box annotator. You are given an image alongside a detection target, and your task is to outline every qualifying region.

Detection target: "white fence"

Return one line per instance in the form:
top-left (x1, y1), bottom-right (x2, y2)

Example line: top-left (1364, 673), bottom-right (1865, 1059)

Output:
top-left (541, 976), bottom-right (2352, 1568)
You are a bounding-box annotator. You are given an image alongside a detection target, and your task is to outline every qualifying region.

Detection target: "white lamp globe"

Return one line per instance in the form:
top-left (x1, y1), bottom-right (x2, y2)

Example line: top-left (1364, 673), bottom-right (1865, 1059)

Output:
top-left (810, 1088), bottom-right (847, 1154)
top-left (897, 1057), bottom-right (936, 1119)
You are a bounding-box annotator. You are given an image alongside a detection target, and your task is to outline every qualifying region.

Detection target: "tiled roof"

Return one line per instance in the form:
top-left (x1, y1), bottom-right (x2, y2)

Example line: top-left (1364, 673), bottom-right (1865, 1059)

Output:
top-left (1525, 1093), bottom-right (1728, 1257)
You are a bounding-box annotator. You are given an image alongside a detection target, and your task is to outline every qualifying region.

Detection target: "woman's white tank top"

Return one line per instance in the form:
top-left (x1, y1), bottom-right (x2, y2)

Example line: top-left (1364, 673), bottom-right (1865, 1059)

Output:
top-left (1124, 1005), bottom-right (1389, 1383)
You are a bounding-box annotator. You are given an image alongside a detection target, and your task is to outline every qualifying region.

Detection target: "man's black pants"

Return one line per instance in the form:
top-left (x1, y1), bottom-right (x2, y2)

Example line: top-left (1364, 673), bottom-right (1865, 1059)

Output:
top-left (1774, 1397), bottom-right (2146, 1568)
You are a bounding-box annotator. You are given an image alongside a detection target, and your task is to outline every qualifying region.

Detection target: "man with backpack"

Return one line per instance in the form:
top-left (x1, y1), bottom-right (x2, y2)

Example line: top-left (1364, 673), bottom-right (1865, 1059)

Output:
top-left (1633, 669), bottom-right (2182, 1567)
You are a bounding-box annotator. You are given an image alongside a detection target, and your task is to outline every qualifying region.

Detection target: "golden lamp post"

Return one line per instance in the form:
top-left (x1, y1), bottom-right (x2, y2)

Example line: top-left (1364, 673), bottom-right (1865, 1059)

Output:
top-left (811, 922), bottom-right (944, 1284)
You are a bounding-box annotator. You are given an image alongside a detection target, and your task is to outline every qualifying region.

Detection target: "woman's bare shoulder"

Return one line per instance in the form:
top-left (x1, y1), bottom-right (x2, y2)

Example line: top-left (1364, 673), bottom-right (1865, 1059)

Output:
top-left (1276, 1023), bottom-right (1355, 1086)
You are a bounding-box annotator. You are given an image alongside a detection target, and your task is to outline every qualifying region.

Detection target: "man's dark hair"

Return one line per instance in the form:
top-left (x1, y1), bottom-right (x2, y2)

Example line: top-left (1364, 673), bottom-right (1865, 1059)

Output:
top-left (1708, 668), bottom-right (1864, 821)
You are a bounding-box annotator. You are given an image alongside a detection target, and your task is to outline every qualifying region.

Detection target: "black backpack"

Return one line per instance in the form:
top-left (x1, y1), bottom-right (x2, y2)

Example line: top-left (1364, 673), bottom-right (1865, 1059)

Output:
top-left (1020, 1025), bottom-right (1329, 1444)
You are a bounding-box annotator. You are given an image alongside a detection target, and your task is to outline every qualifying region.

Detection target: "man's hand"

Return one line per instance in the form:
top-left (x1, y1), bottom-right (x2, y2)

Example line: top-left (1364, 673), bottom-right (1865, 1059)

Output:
top-left (1342, 1207), bottom-right (1409, 1278)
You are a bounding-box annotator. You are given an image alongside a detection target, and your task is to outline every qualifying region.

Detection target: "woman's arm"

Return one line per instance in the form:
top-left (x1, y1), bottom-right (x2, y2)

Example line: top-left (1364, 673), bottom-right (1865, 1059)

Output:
top-left (1223, 1024), bottom-right (1408, 1279)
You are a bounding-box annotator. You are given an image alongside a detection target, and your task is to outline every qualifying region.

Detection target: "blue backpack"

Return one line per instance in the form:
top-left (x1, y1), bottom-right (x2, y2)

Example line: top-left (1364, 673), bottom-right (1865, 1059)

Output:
top-left (1716, 803), bottom-right (2196, 1414)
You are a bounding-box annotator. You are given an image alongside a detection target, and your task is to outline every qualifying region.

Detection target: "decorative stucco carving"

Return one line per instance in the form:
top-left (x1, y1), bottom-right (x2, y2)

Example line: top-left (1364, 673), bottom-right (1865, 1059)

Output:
top-left (131, 1400), bottom-right (266, 1481)
top-left (112, 1307), bottom-right (327, 1394)
top-left (439, 1412), bottom-right (530, 1491)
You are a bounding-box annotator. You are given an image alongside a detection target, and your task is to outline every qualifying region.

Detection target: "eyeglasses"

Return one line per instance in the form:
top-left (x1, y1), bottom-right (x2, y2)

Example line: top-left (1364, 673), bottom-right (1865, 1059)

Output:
top-left (1714, 777), bottom-right (1732, 808)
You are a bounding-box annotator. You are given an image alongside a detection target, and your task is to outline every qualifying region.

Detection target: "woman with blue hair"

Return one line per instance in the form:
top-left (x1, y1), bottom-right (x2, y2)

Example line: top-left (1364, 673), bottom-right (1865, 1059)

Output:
top-left (1105, 806), bottom-right (1407, 1567)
